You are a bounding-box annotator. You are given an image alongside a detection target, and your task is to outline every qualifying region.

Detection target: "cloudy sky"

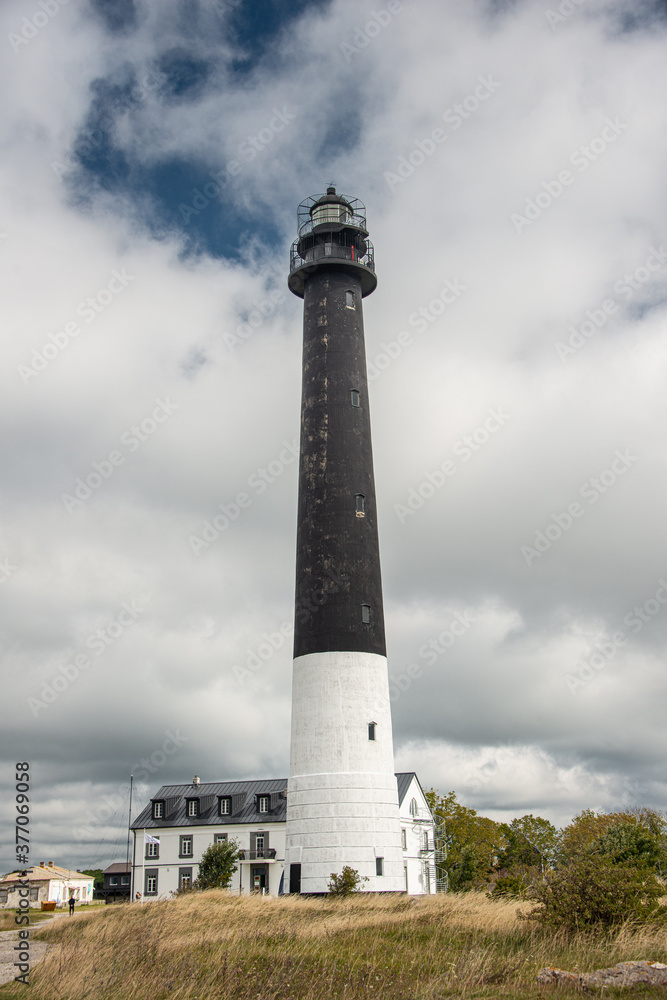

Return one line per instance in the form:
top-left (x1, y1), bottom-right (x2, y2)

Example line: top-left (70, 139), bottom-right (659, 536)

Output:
top-left (2, 0), bottom-right (667, 873)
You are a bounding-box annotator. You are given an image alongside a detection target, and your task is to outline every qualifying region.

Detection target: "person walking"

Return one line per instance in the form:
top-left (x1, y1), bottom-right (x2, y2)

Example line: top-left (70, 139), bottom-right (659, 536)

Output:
top-left (68, 894), bottom-right (75, 915)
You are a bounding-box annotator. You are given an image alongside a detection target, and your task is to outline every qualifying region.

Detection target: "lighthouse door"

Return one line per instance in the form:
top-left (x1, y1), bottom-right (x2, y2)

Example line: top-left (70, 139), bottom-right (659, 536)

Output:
top-left (289, 863), bottom-right (301, 894)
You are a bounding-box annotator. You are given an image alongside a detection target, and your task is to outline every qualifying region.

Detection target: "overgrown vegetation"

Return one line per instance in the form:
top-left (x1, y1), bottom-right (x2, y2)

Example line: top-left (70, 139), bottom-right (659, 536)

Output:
top-left (427, 790), bottom-right (667, 931)
top-left (2, 890), bottom-right (667, 1000)
top-left (527, 856), bottom-right (667, 929)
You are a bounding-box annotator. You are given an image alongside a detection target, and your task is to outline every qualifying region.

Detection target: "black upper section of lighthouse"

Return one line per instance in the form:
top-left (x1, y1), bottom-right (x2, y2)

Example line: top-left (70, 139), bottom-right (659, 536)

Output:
top-left (289, 189), bottom-right (386, 659)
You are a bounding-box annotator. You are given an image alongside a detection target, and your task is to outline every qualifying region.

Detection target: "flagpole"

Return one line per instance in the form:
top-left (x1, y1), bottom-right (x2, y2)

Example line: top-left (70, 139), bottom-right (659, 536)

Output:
top-left (126, 775), bottom-right (134, 868)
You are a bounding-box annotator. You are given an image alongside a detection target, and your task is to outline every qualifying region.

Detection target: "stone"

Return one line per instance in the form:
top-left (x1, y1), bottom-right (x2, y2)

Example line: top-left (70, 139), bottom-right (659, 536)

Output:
top-left (538, 961), bottom-right (667, 988)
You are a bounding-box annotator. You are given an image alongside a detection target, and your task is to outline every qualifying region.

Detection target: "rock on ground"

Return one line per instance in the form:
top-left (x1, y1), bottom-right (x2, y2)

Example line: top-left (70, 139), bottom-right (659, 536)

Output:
top-left (539, 960), bottom-right (667, 988)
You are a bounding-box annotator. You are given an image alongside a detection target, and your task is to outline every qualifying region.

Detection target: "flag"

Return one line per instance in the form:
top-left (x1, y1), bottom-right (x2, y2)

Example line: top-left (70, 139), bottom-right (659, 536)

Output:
top-left (144, 833), bottom-right (160, 844)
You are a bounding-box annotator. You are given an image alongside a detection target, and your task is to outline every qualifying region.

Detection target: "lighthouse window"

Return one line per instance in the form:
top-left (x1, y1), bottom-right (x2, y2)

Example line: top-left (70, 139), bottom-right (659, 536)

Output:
top-left (350, 389), bottom-right (360, 407)
top-left (376, 857), bottom-right (384, 876)
top-left (361, 604), bottom-right (371, 624)
top-left (355, 494), bottom-right (365, 516)
top-left (345, 290), bottom-right (355, 309)
top-left (368, 722), bottom-right (376, 741)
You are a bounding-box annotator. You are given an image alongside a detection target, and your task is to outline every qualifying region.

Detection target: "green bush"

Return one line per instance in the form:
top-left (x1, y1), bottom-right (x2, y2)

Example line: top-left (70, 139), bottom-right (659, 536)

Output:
top-left (194, 840), bottom-right (242, 891)
top-left (327, 866), bottom-right (369, 897)
top-left (489, 874), bottom-right (529, 899)
top-left (528, 856), bottom-right (666, 929)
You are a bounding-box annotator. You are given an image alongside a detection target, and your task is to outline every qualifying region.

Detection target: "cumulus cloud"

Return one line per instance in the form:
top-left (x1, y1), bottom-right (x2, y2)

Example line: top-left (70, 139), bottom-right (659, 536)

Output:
top-left (1, 0), bottom-right (667, 870)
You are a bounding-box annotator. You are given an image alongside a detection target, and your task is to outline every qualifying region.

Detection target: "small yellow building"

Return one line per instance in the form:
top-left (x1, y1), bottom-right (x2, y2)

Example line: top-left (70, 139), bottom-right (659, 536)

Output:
top-left (0, 863), bottom-right (94, 908)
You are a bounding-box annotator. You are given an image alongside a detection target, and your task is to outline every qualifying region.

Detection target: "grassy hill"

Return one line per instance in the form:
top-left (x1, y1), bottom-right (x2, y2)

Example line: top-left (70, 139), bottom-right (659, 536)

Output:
top-left (2, 890), bottom-right (666, 999)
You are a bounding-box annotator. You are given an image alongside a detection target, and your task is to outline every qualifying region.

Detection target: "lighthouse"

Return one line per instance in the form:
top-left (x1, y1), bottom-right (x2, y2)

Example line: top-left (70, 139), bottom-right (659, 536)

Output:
top-left (285, 188), bottom-right (405, 894)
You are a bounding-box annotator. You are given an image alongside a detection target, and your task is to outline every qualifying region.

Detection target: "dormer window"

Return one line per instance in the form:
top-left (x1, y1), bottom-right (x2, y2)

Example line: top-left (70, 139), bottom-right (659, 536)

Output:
top-left (187, 799), bottom-right (199, 818)
top-left (152, 801), bottom-right (164, 820)
top-left (258, 795), bottom-right (269, 814)
top-left (219, 797), bottom-right (231, 816)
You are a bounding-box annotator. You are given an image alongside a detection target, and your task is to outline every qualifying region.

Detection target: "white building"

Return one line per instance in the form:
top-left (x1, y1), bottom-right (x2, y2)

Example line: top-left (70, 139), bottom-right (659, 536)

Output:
top-left (0, 863), bottom-right (94, 908)
top-left (131, 773), bottom-right (442, 899)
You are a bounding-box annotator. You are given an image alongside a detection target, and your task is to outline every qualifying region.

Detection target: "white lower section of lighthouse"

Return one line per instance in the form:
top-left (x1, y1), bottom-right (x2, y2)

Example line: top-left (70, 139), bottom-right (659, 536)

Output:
top-left (285, 650), bottom-right (405, 893)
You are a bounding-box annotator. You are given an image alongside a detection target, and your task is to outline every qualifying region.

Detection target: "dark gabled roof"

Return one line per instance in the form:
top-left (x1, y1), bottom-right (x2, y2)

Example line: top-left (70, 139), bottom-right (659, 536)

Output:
top-left (103, 863), bottom-right (131, 874)
top-left (396, 772), bottom-right (433, 818)
top-left (132, 774), bottom-right (424, 829)
top-left (395, 772), bottom-right (416, 806)
top-left (132, 777), bottom-right (289, 829)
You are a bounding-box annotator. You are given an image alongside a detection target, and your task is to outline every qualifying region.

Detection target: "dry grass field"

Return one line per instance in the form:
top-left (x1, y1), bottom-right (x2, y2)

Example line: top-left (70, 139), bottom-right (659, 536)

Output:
top-left (1, 890), bottom-right (666, 999)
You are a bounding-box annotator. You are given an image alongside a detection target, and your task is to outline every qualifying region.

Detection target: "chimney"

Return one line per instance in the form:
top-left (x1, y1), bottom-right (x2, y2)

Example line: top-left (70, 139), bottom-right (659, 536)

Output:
top-left (193, 776), bottom-right (200, 786)
top-left (48, 861), bottom-right (54, 867)
top-left (40, 861), bottom-right (45, 867)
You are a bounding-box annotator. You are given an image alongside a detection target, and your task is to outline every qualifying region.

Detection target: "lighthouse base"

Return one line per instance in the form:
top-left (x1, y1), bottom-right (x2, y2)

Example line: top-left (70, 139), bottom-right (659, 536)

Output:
top-left (285, 650), bottom-right (405, 894)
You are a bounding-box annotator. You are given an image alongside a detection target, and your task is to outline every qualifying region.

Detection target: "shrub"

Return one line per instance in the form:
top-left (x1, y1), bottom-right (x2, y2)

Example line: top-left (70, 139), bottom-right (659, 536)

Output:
top-left (327, 866), bottom-right (369, 896)
top-left (194, 840), bottom-right (242, 891)
top-left (489, 874), bottom-right (529, 899)
top-left (527, 856), bottom-right (666, 929)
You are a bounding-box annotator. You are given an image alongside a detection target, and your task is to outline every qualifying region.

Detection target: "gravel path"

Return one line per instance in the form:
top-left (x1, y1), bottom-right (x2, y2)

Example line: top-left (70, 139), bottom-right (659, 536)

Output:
top-left (0, 914), bottom-right (67, 987)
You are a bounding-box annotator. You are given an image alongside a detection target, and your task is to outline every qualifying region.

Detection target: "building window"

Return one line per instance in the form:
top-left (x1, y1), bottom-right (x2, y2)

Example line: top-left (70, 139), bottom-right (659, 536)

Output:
top-left (422, 831), bottom-right (430, 851)
top-left (179, 868), bottom-right (193, 892)
top-left (29, 888), bottom-right (39, 901)
top-left (376, 857), bottom-right (384, 876)
top-left (152, 801), bottom-right (164, 819)
top-left (121, 875), bottom-right (130, 885)
top-left (0, 891), bottom-right (8, 904)
top-left (145, 871), bottom-right (158, 896)
top-left (146, 842), bottom-right (159, 859)
top-left (251, 831), bottom-right (270, 858)
top-left (368, 722), bottom-right (376, 741)
top-left (214, 833), bottom-right (228, 844)
top-left (410, 798), bottom-right (418, 817)
top-left (258, 795), bottom-right (269, 814)
top-left (361, 604), bottom-right (371, 624)
top-left (110, 876), bottom-right (118, 886)
top-left (219, 797), bottom-right (231, 816)
top-left (401, 828), bottom-right (407, 850)
top-left (180, 836), bottom-right (193, 858)
top-left (350, 389), bottom-right (360, 407)
top-left (187, 799), bottom-right (199, 818)
top-left (355, 494), bottom-right (365, 517)
top-left (345, 290), bottom-right (355, 309)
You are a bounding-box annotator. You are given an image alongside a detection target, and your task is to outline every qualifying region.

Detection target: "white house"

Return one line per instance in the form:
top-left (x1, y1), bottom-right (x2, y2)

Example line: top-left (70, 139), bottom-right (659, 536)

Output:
top-left (131, 773), bottom-right (443, 899)
top-left (0, 863), bottom-right (94, 908)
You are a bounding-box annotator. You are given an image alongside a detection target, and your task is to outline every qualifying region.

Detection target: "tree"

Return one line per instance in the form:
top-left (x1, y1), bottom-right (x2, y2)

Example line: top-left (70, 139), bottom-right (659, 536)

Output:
top-left (194, 840), bottom-right (242, 891)
top-left (497, 815), bottom-right (560, 874)
top-left (591, 818), bottom-right (666, 870)
top-left (559, 808), bottom-right (667, 871)
top-left (426, 790), bottom-right (506, 891)
top-left (327, 866), bottom-right (368, 896)
top-left (81, 869), bottom-right (104, 889)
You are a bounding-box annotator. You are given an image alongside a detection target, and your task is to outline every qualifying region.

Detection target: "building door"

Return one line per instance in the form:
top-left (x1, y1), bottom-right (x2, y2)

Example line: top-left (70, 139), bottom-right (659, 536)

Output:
top-left (251, 866), bottom-right (268, 893)
top-left (289, 863), bottom-right (301, 894)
